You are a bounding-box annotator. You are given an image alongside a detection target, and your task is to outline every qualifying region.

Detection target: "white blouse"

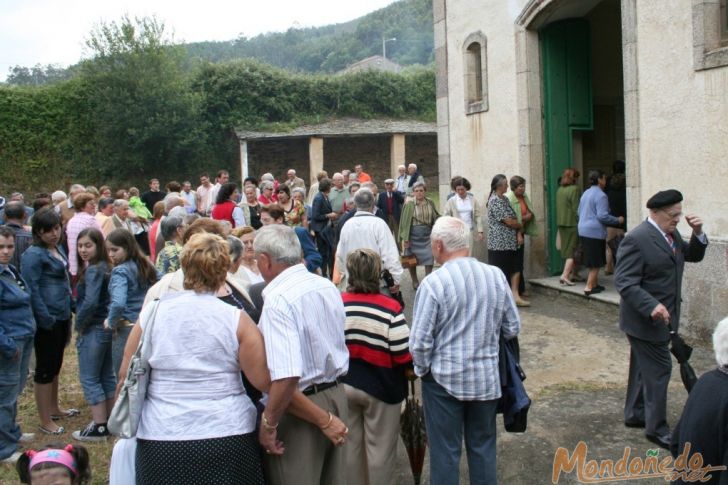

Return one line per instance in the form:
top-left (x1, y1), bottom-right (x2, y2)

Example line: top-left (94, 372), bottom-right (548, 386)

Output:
top-left (137, 291), bottom-right (256, 441)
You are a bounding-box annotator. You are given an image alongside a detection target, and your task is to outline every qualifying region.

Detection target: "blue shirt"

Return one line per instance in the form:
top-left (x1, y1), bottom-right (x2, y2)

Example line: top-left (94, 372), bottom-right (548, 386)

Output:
top-left (0, 264), bottom-right (35, 358)
top-left (107, 261), bottom-right (153, 328)
top-left (20, 245), bottom-right (72, 329)
top-left (577, 185), bottom-right (621, 240)
top-left (409, 257), bottom-right (520, 400)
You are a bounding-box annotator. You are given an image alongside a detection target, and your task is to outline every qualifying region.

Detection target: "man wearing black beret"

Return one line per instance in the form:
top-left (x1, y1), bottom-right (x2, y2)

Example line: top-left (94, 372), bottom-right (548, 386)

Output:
top-left (615, 189), bottom-right (708, 450)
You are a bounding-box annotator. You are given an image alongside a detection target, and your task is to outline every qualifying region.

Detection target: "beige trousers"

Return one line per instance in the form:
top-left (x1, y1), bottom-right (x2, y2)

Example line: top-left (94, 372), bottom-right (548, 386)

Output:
top-left (344, 384), bottom-right (402, 485)
top-left (264, 385), bottom-right (348, 485)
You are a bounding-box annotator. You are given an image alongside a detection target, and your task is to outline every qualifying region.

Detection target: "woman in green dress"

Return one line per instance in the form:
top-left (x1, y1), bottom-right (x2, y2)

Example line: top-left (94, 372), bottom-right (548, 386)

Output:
top-left (556, 168), bottom-right (581, 285)
top-left (399, 182), bottom-right (440, 290)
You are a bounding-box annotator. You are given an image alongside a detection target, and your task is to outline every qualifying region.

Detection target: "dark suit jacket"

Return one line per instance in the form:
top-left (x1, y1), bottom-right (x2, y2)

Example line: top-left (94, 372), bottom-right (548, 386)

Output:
top-left (615, 219), bottom-right (707, 342)
top-left (310, 192), bottom-right (333, 234)
top-left (376, 191), bottom-right (405, 222)
top-left (294, 227), bottom-right (322, 272)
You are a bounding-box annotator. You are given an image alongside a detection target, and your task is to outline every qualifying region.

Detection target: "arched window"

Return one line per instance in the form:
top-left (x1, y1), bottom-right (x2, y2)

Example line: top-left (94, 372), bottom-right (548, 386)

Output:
top-left (463, 33), bottom-right (488, 114)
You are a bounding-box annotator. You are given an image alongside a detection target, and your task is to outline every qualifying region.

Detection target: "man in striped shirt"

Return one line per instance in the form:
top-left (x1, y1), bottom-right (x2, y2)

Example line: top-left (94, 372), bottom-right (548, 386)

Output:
top-left (410, 216), bottom-right (521, 485)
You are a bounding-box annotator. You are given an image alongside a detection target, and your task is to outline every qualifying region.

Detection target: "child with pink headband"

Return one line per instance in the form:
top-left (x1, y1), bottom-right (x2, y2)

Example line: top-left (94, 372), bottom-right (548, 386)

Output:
top-left (15, 443), bottom-right (91, 484)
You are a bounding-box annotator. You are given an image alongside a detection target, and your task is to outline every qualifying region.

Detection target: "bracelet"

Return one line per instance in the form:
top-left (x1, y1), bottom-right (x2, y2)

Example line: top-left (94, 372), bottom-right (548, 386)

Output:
top-left (320, 412), bottom-right (333, 430)
top-left (261, 413), bottom-right (278, 431)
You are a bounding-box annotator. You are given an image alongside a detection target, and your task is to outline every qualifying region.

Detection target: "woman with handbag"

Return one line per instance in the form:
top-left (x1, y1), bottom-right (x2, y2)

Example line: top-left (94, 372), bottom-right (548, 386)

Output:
top-left (71, 228), bottom-right (115, 442)
top-left (398, 182), bottom-right (440, 290)
top-left (125, 233), bottom-right (270, 484)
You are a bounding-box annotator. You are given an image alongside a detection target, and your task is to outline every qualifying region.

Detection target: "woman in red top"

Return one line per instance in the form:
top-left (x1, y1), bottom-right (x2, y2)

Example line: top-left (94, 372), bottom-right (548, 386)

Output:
top-left (211, 183), bottom-right (246, 228)
top-left (257, 181), bottom-right (275, 205)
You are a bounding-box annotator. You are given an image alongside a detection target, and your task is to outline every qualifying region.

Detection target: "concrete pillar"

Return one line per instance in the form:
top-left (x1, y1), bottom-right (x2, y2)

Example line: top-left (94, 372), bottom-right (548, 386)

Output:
top-left (309, 137), bottom-right (324, 186)
top-left (239, 140), bottom-right (248, 185)
top-left (390, 133), bottom-right (406, 178)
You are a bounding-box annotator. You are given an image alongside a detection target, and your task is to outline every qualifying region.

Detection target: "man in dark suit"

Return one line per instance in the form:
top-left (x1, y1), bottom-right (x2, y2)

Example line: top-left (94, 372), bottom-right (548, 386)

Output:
top-left (615, 189), bottom-right (708, 450)
top-left (310, 178), bottom-right (338, 278)
top-left (376, 178), bottom-right (405, 244)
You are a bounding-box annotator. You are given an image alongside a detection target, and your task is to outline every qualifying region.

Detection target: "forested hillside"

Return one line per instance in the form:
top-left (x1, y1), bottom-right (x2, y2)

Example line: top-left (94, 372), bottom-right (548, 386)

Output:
top-left (183, 0), bottom-right (434, 72)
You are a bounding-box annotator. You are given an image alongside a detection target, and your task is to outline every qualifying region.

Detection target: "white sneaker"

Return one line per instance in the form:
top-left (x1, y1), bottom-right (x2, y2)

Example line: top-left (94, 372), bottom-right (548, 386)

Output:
top-left (19, 433), bottom-right (35, 443)
top-left (1, 451), bottom-right (22, 464)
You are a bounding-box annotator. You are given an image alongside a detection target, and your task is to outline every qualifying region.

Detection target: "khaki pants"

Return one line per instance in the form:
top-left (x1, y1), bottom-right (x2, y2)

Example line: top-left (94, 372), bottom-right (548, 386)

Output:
top-left (344, 384), bottom-right (401, 485)
top-left (264, 385), bottom-right (348, 485)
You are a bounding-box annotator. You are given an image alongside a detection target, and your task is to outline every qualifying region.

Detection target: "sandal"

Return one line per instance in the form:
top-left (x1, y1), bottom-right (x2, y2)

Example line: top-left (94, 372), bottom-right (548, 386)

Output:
top-left (51, 409), bottom-right (80, 420)
top-left (38, 425), bottom-right (65, 435)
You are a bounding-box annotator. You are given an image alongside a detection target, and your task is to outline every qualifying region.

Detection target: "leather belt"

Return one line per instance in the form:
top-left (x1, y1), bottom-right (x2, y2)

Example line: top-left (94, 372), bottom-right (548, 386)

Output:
top-left (302, 380), bottom-right (339, 396)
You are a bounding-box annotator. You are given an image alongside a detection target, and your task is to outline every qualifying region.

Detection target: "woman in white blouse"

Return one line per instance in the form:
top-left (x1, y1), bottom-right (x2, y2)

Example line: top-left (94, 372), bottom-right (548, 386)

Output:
top-left (443, 177), bottom-right (485, 257)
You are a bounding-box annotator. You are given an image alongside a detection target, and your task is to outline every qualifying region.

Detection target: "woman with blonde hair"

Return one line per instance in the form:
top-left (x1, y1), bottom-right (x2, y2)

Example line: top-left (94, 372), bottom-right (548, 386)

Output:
top-left (128, 233), bottom-right (269, 484)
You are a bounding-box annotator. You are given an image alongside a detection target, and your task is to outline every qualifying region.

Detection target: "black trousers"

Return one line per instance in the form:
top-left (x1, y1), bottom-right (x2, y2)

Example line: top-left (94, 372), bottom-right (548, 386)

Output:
top-left (624, 335), bottom-right (672, 436)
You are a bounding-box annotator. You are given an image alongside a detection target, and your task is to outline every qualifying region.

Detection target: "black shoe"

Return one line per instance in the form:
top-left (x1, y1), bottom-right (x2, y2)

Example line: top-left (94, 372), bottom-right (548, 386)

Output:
top-left (72, 421), bottom-right (110, 442)
top-left (645, 433), bottom-right (670, 450)
top-left (594, 285), bottom-right (605, 291)
top-left (624, 420), bottom-right (645, 428)
top-left (584, 287), bottom-right (604, 296)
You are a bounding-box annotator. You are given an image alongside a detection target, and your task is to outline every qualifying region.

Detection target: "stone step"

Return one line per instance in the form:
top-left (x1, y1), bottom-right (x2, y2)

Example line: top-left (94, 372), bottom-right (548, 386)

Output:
top-left (528, 273), bottom-right (620, 314)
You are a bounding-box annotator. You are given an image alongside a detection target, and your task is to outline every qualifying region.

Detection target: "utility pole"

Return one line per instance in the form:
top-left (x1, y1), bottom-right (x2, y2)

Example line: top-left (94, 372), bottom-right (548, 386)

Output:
top-left (382, 36), bottom-right (397, 60)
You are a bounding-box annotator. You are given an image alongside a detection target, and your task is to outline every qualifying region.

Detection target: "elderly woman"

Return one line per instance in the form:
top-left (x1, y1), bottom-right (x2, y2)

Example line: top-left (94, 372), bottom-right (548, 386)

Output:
top-left (487, 174), bottom-right (527, 306)
top-left (670, 316), bottom-right (728, 482)
top-left (231, 227), bottom-right (264, 286)
top-left (556, 168), bottom-right (581, 285)
top-left (21, 208), bottom-right (76, 435)
top-left (258, 181), bottom-right (275, 206)
top-left (129, 233), bottom-right (270, 484)
top-left (212, 183), bottom-right (246, 228)
top-left (65, 193), bottom-right (102, 280)
top-left (443, 176), bottom-right (484, 257)
top-left (291, 187), bottom-right (311, 229)
top-left (277, 185), bottom-right (307, 228)
top-left (0, 226), bottom-right (36, 462)
top-left (240, 186), bottom-right (263, 230)
top-left (341, 249), bottom-right (412, 485)
top-left (577, 170), bottom-right (623, 296)
top-left (506, 175), bottom-right (537, 301)
top-left (399, 182), bottom-right (440, 290)
top-left (155, 215), bottom-right (185, 275)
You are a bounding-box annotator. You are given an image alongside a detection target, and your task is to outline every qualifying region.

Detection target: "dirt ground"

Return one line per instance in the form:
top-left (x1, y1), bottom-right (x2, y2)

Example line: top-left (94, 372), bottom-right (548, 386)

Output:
top-left (393, 270), bottom-right (717, 485)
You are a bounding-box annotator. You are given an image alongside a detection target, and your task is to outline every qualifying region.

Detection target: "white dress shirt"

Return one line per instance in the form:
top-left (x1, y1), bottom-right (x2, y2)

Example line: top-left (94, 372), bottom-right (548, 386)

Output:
top-left (259, 264), bottom-right (349, 390)
top-left (455, 196), bottom-right (473, 228)
top-left (336, 211), bottom-right (404, 285)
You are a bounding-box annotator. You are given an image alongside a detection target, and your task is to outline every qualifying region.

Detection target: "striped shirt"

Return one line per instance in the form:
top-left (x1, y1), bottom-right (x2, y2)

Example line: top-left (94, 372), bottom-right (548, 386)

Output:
top-left (342, 292), bottom-right (412, 404)
top-left (410, 257), bottom-right (520, 400)
top-left (259, 264), bottom-right (349, 390)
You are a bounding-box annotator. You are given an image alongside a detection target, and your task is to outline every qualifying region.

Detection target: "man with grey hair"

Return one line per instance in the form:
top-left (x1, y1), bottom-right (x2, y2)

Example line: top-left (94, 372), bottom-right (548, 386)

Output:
top-left (336, 188), bottom-right (402, 294)
top-left (406, 163), bottom-right (425, 196)
top-left (155, 215), bottom-right (185, 274)
top-left (327, 173), bottom-right (348, 213)
top-left (396, 164), bottom-right (410, 194)
top-left (101, 199), bottom-right (132, 236)
top-left (410, 216), bottom-right (520, 485)
top-left (51, 190), bottom-right (67, 207)
top-left (59, 184), bottom-right (85, 226)
top-left (284, 168), bottom-right (306, 193)
top-left (254, 224), bottom-right (349, 485)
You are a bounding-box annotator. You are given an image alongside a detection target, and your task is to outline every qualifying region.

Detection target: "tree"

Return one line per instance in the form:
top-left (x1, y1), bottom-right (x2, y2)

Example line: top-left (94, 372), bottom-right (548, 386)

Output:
top-left (80, 15), bottom-right (208, 180)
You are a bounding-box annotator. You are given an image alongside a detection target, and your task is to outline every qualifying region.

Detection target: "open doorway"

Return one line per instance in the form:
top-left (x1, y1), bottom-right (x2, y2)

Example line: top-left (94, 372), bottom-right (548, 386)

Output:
top-left (541, 0), bottom-right (625, 274)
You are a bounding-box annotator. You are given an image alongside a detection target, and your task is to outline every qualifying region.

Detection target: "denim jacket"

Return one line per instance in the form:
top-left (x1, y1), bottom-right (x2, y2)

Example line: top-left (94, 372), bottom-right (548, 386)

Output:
top-left (0, 265), bottom-right (35, 358)
top-left (107, 261), bottom-right (151, 328)
top-left (20, 245), bottom-right (72, 329)
top-left (75, 261), bottom-right (111, 333)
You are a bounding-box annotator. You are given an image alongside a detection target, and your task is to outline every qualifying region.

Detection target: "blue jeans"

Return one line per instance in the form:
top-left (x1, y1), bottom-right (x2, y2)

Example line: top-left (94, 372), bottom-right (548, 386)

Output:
top-left (421, 374), bottom-right (499, 485)
top-left (112, 325), bottom-right (133, 379)
top-left (76, 325), bottom-right (116, 406)
top-left (0, 336), bottom-right (33, 460)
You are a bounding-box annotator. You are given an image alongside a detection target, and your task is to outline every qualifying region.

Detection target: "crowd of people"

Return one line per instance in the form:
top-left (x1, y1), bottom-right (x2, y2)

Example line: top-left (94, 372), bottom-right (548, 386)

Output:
top-left (0, 158), bottom-right (724, 484)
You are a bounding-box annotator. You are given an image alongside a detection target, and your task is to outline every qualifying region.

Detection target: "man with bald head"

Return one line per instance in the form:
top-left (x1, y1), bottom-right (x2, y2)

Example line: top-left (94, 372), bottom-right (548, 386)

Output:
top-left (284, 169), bottom-right (306, 194)
top-left (615, 189), bottom-right (708, 450)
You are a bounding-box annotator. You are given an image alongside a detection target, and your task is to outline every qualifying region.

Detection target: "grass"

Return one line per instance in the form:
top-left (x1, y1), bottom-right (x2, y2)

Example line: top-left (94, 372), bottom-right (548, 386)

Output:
top-left (0, 344), bottom-right (115, 484)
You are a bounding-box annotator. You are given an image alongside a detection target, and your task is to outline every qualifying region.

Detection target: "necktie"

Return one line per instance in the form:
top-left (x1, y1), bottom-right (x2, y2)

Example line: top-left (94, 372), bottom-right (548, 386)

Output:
top-left (666, 233), bottom-right (676, 254)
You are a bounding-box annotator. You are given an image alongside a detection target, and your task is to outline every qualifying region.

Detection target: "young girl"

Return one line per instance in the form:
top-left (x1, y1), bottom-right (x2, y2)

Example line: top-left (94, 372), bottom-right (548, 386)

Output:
top-left (104, 229), bottom-right (157, 377)
top-left (16, 443), bottom-right (91, 484)
top-left (20, 208), bottom-right (77, 436)
top-left (72, 228), bottom-right (115, 442)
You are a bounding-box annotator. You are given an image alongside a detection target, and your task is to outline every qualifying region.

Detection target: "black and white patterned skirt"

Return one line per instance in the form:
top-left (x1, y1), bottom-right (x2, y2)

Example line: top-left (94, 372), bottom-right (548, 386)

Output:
top-left (136, 432), bottom-right (265, 485)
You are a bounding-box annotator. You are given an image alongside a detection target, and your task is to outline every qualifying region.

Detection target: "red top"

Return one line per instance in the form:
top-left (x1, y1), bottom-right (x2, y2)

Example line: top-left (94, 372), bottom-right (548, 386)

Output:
top-left (211, 200), bottom-right (236, 227)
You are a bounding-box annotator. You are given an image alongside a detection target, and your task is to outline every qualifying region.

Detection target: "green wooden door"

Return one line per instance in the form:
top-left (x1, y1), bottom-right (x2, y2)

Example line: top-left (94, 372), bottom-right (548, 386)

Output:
top-left (541, 19), bottom-right (593, 274)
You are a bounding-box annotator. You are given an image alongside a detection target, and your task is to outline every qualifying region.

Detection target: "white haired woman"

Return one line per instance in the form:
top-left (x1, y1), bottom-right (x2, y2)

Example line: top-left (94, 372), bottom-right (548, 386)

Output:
top-left (670, 316), bottom-right (728, 479)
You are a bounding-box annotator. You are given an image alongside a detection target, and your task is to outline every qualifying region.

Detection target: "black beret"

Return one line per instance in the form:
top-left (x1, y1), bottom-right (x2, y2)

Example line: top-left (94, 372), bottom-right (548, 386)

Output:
top-left (646, 189), bottom-right (683, 209)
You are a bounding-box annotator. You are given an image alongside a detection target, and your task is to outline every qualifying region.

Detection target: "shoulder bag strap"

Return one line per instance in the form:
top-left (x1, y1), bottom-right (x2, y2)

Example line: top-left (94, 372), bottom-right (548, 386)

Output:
top-left (136, 298), bottom-right (162, 365)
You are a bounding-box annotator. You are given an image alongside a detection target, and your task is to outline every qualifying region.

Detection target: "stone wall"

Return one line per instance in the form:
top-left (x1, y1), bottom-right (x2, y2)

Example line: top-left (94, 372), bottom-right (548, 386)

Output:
top-left (682, 239), bottom-right (728, 343)
top-left (406, 135), bottom-right (440, 189)
top-left (247, 138), bottom-right (310, 186)
top-left (323, 136), bottom-right (391, 186)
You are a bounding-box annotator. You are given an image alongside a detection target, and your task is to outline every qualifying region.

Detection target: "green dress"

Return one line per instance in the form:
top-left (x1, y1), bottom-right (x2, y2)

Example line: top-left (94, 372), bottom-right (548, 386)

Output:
top-left (555, 184), bottom-right (581, 259)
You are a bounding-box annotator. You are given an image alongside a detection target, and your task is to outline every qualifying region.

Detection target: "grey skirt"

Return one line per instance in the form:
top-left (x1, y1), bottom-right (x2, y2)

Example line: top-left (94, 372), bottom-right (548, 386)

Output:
top-left (405, 224), bottom-right (434, 266)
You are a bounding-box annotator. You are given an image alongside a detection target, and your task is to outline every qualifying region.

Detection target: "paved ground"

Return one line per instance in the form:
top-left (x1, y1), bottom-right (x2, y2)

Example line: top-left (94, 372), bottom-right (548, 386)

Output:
top-left (390, 268), bottom-right (716, 485)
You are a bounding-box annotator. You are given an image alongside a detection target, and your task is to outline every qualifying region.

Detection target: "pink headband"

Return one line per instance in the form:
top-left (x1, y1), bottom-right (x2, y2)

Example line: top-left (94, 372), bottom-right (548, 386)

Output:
top-left (27, 445), bottom-right (77, 476)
